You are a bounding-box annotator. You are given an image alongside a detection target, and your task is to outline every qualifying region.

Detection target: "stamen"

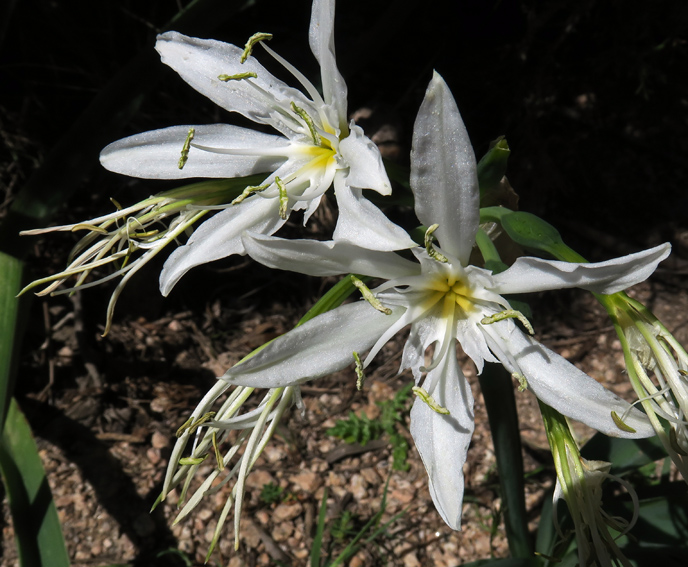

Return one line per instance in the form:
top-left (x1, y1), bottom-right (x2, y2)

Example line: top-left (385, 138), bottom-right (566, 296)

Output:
top-left (353, 351), bottom-right (365, 391)
top-left (110, 197), bottom-right (123, 210)
top-left (212, 431), bottom-right (225, 470)
top-left (481, 309), bottom-right (534, 335)
top-left (179, 455), bottom-right (208, 466)
top-left (425, 224), bottom-right (448, 263)
top-left (188, 412), bottom-right (216, 435)
top-left (512, 372), bottom-right (528, 391)
top-left (350, 275), bottom-right (392, 315)
top-left (231, 183), bottom-right (270, 205)
top-left (176, 417), bottom-right (194, 438)
top-left (178, 127), bottom-right (195, 170)
top-left (275, 177), bottom-right (289, 219)
top-left (241, 32), bottom-right (273, 63)
top-left (218, 72), bottom-right (258, 82)
top-left (611, 411), bottom-right (637, 433)
top-left (412, 386), bottom-right (450, 415)
top-left (290, 102), bottom-right (322, 146)
top-left (72, 223), bottom-right (108, 234)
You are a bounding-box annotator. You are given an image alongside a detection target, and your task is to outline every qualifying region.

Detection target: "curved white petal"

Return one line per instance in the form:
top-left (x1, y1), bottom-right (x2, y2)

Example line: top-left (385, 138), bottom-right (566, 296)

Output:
top-left (339, 124), bottom-right (392, 195)
top-left (333, 174), bottom-right (416, 251)
top-left (156, 32), bottom-right (312, 139)
top-left (410, 72), bottom-right (479, 264)
top-left (489, 327), bottom-right (655, 438)
top-left (308, 0), bottom-right (347, 129)
top-left (490, 243), bottom-right (671, 295)
top-left (222, 301), bottom-right (403, 388)
top-left (159, 195), bottom-right (284, 295)
top-left (242, 233), bottom-right (420, 279)
top-left (410, 351), bottom-right (474, 530)
top-left (100, 124), bottom-right (288, 179)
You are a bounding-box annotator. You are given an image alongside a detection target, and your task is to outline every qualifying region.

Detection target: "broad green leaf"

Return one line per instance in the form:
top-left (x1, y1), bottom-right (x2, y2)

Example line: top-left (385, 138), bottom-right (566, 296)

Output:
top-left (0, 251), bottom-right (22, 430)
top-left (581, 431), bottom-right (667, 475)
top-left (479, 363), bottom-right (533, 558)
top-left (0, 399), bottom-right (70, 567)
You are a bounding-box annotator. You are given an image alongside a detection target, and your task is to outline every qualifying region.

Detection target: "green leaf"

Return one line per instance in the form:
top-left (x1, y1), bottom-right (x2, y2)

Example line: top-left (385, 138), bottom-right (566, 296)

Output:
top-left (0, 399), bottom-right (70, 567)
top-left (477, 137), bottom-right (515, 207)
top-left (0, 251), bottom-right (23, 430)
top-left (499, 212), bottom-right (565, 257)
top-left (581, 431), bottom-right (668, 475)
top-left (479, 363), bottom-right (533, 558)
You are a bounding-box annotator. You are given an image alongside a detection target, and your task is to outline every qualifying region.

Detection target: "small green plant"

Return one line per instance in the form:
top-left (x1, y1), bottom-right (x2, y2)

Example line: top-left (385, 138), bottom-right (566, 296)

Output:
top-left (259, 482), bottom-right (286, 505)
top-left (310, 478), bottom-right (404, 567)
top-left (326, 383), bottom-right (413, 471)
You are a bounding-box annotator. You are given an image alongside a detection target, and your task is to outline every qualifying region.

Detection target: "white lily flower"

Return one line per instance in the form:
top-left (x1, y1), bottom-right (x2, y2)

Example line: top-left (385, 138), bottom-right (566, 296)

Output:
top-left (99, 0), bottom-right (414, 296)
top-left (221, 72), bottom-right (669, 529)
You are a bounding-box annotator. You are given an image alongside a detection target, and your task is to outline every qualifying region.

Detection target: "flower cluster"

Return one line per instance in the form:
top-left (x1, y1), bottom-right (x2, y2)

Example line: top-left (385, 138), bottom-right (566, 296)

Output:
top-left (25, 0), bottom-right (682, 560)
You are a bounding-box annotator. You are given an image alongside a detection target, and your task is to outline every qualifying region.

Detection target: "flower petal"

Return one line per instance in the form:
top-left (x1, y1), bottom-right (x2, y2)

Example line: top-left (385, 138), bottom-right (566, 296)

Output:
top-left (488, 327), bottom-right (655, 438)
top-left (222, 301), bottom-right (403, 388)
top-left (339, 124), bottom-right (392, 195)
top-left (308, 0), bottom-right (348, 130)
top-left (333, 174), bottom-right (417, 251)
top-left (100, 124), bottom-right (288, 179)
top-left (490, 243), bottom-right (671, 295)
top-left (410, 351), bottom-right (474, 530)
top-left (410, 72), bottom-right (479, 264)
top-left (243, 233), bottom-right (420, 280)
top-left (156, 32), bottom-right (312, 139)
top-left (159, 194), bottom-right (284, 296)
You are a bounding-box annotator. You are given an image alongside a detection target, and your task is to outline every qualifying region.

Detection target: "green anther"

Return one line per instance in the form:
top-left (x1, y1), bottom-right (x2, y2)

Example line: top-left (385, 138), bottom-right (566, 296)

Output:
top-left (179, 455), bottom-right (208, 466)
top-left (513, 373), bottom-right (528, 392)
top-left (350, 275), bottom-right (392, 315)
top-left (176, 416), bottom-right (194, 438)
top-left (218, 72), bottom-right (257, 82)
top-left (679, 369), bottom-right (688, 377)
top-left (232, 183), bottom-right (269, 205)
top-left (178, 127), bottom-right (195, 170)
top-left (611, 411), bottom-right (637, 433)
top-left (72, 223), bottom-right (108, 234)
top-left (353, 351), bottom-right (365, 391)
top-left (130, 229), bottom-right (160, 239)
top-left (424, 224), bottom-right (448, 263)
top-left (276, 177), bottom-right (289, 219)
top-left (188, 411), bottom-right (216, 434)
top-left (481, 309), bottom-right (534, 335)
top-left (212, 431), bottom-right (225, 471)
top-left (241, 32), bottom-right (273, 63)
top-left (290, 102), bottom-right (322, 146)
top-left (110, 197), bottom-right (123, 210)
top-left (412, 386), bottom-right (450, 415)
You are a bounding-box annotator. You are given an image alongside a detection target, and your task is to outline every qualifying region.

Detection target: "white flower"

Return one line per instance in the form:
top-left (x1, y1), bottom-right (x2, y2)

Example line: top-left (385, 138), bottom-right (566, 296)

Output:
top-left (218, 72), bottom-right (669, 529)
top-left (99, 0), bottom-right (414, 296)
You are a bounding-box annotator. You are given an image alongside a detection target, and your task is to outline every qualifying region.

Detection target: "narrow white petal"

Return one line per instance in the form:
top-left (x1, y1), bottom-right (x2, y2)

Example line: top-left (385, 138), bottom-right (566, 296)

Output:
top-left (159, 195), bottom-right (283, 295)
top-left (410, 72), bottom-right (479, 264)
top-left (490, 327), bottom-right (655, 438)
top-left (156, 32), bottom-right (312, 139)
top-left (100, 124), bottom-right (288, 179)
top-left (410, 351), bottom-right (474, 530)
top-left (491, 243), bottom-right (671, 295)
top-left (243, 233), bottom-right (420, 279)
top-left (222, 302), bottom-right (403, 388)
top-left (308, 0), bottom-right (348, 129)
top-left (339, 124), bottom-right (392, 195)
top-left (333, 175), bottom-right (416, 251)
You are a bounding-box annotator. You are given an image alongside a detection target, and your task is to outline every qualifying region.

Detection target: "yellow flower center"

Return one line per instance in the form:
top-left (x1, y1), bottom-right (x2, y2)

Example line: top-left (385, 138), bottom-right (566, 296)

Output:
top-left (423, 274), bottom-right (477, 318)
